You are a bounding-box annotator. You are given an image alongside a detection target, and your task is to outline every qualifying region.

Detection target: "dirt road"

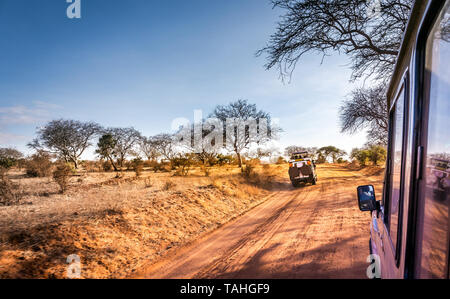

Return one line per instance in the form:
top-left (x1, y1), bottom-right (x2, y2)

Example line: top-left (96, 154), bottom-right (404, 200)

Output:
top-left (135, 165), bottom-right (383, 279)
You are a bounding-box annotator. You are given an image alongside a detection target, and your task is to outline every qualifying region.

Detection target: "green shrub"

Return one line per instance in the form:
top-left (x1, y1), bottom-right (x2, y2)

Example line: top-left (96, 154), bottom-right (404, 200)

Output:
top-left (351, 145), bottom-right (387, 167)
top-left (0, 148), bottom-right (23, 170)
top-left (352, 149), bottom-right (370, 166)
top-left (367, 145), bottom-right (387, 166)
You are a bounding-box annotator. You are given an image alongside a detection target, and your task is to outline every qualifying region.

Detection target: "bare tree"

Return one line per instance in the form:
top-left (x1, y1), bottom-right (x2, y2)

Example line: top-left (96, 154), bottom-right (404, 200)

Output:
top-left (258, 0), bottom-right (413, 146)
top-left (152, 134), bottom-right (177, 162)
top-left (103, 127), bottom-right (142, 169)
top-left (285, 146), bottom-right (318, 159)
top-left (139, 136), bottom-right (161, 162)
top-left (253, 147), bottom-right (276, 160)
top-left (285, 146), bottom-right (307, 157)
top-left (340, 84), bottom-right (389, 145)
top-left (257, 0), bottom-right (412, 82)
top-left (210, 99), bottom-right (281, 168)
top-left (28, 119), bottom-right (101, 169)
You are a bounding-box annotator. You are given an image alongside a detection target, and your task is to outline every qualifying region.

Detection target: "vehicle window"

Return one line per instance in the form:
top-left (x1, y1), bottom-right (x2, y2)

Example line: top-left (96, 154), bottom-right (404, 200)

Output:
top-left (418, 2), bottom-right (450, 279)
top-left (388, 87), bottom-right (405, 252)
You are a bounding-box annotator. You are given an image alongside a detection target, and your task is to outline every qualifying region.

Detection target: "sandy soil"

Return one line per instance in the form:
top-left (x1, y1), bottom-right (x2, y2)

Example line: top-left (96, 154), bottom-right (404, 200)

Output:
top-left (134, 164), bottom-right (384, 279)
top-left (0, 164), bottom-right (383, 279)
top-left (0, 165), bottom-right (281, 278)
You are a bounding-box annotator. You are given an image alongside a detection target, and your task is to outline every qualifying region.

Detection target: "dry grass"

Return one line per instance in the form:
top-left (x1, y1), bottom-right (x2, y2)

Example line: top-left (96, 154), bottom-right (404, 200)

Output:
top-left (0, 164), bottom-right (285, 279)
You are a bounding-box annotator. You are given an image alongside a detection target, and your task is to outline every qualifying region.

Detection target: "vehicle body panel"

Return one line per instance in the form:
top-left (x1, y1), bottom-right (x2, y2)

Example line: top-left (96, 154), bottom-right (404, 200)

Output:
top-left (362, 0), bottom-right (450, 279)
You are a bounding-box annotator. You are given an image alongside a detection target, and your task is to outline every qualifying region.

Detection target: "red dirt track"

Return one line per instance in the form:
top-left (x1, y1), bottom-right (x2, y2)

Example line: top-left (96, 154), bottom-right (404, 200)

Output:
top-left (135, 165), bottom-right (383, 279)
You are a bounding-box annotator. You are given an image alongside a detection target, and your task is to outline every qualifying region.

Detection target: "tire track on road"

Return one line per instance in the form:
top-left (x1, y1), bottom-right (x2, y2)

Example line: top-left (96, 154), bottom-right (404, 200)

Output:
top-left (134, 165), bottom-right (384, 279)
top-left (195, 186), bottom-right (313, 278)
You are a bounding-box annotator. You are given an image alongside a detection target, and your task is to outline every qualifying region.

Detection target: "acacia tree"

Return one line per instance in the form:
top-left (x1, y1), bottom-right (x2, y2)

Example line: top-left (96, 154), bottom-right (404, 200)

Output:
top-left (367, 144), bottom-right (387, 165)
top-left (152, 134), bottom-right (177, 163)
top-left (258, 0), bottom-right (412, 82)
top-left (96, 134), bottom-right (119, 171)
top-left (318, 146), bottom-right (346, 163)
top-left (258, 0), bottom-right (413, 145)
top-left (102, 128), bottom-right (142, 169)
top-left (351, 144), bottom-right (387, 166)
top-left (340, 85), bottom-right (389, 145)
top-left (28, 119), bottom-right (101, 169)
top-left (284, 146), bottom-right (318, 159)
top-left (138, 136), bottom-right (161, 162)
top-left (285, 146), bottom-right (307, 157)
top-left (0, 148), bottom-right (23, 170)
top-left (253, 147), bottom-right (278, 160)
top-left (210, 99), bottom-right (280, 168)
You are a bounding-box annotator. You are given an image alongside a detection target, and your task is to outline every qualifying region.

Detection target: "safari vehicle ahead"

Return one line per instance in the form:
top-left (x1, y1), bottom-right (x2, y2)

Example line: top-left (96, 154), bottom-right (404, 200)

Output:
top-left (288, 151), bottom-right (317, 187)
top-left (357, 0), bottom-right (450, 279)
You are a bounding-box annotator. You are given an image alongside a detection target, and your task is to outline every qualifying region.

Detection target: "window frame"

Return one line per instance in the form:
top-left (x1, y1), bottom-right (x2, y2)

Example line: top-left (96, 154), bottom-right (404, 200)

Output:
top-left (384, 72), bottom-right (410, 266)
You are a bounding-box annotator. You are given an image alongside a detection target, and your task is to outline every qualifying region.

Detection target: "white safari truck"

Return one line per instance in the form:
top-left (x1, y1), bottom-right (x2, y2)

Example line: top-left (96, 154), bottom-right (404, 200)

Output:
top-left (288, 152), bottom-right (317, 187)
top-left (357, 0), bottom-right (450, 279)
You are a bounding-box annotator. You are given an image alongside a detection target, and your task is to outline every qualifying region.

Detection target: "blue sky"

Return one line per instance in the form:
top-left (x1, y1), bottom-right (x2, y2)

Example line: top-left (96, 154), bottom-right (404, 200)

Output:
top-left (0, 0), bottom-right (367, 158)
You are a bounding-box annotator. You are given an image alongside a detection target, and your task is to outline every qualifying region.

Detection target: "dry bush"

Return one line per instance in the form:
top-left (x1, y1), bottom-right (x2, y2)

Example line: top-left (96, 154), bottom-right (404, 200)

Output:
top-left (172, 155), bottom-right (194, 177)
top-left (253, 172), bottom-right (275, 189)
top-left (144, 178), bottom-right (153, 188)
top-left (248, 158), bottom-right (261, 165)
top-left (143, 160), bottom-right (153, 168)
top-left (25, 152), bottom-right (53, 177)
top-left (124, 160), bottom-right (133, 171)
top-left (202, 166), bottom-right (211, 177)
top-left (149, 160), bottom-right (169, 173)
top-left (240, 162), bottom-right (276, 189)
top-left (81, 160), bottom-right (100, 173)
top-left (53, 164), bottom-right (73, 194)
top-left (210, 177), bottom-right (222, 190)
top-left (102, 161), bottom-right (113, 172)
top-left (242, 162), bottom-right (257, 179)
top-left (162, 180), bottom-right (175, 191)
top-left (276, 156), bottom-right (286, 164)
top-left (131, 158), bottom-right (144, 177)
top-left (216, 154), bottom-right (234, 166)
top-left (0, 170), bottom-right (23, 206)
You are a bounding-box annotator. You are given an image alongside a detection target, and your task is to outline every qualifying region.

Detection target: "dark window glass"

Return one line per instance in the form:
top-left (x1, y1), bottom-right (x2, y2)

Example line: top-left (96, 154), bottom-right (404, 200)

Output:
top-left (419, 2), bottom-right (450, 279)
top-left (388, 88), bottom-right (405, 251)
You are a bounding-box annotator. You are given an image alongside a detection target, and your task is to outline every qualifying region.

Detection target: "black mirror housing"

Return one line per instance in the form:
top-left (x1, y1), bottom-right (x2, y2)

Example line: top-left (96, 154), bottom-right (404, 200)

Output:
top-left (357, 185), bottom-right (377, 212)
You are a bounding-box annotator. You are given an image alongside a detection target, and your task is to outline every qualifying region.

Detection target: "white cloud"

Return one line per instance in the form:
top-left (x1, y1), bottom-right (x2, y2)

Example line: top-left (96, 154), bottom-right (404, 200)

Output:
top-left (0, 101), bottom-right (61, 125)
top-left (32, 100), bottom-right (63, 110)
top-left (0, 132), bottom-right (26, 144)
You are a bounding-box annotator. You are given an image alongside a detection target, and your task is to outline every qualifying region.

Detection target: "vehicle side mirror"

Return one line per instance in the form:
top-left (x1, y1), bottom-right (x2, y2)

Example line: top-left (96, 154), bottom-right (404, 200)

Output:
top-left (357, 185), bottom-right (377, 212)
